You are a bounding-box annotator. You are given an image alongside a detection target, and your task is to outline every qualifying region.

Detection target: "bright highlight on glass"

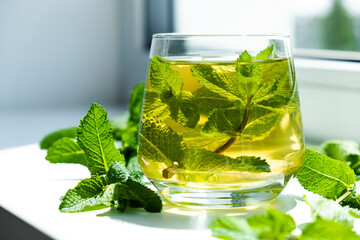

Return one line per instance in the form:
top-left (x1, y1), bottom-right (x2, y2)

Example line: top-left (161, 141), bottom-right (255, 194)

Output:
top-left (138, 34), bottom-right (305, 209)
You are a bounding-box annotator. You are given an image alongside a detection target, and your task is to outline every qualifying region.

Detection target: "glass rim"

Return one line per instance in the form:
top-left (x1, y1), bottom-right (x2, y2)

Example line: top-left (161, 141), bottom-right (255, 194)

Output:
top-left (152, 33), bottom-right (291, 39)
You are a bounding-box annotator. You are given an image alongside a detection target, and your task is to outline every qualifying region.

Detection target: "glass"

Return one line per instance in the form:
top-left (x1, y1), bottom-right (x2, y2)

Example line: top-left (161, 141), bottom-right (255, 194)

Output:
top-left (138, 34), bottom-right (305, 209)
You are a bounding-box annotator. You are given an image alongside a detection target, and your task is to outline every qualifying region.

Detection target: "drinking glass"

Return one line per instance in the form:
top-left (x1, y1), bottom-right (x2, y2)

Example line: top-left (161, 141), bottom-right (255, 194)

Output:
top-left (138, 34), bottom-right (305, 209)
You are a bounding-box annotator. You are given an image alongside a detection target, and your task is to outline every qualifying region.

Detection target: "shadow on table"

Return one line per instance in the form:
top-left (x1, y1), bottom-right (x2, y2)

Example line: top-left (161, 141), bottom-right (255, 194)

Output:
top-left (97, 194), bottom-right (300, 230)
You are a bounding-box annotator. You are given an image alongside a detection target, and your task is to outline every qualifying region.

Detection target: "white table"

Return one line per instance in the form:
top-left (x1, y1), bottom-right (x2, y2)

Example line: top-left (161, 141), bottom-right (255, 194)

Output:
top-left (0, 144), bottom-right (352, 240)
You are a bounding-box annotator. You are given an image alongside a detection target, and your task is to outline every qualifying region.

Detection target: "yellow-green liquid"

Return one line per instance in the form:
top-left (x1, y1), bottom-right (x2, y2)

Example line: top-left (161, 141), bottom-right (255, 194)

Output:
top-left (139, 57), bottom-right (305, 208)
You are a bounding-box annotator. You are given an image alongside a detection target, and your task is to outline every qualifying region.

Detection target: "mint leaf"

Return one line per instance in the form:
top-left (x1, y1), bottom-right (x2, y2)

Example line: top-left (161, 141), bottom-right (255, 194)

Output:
top-left (177, 91), bottom-right (200, 128)
top-left (139, 118), bottom-right (184, 166)
top-left (209, 209), bottom-right (295, 240)
top-left (240, 108), bottom-right (281, 141)
top-left (128, 82), bottom-right (145, 124)
top-left (142, 89), bottom-right (171, 121)
top-left (321, 140), bottom-right (360, 175)
top-left (254, 45), bottom-right (275, 60)
top-left (246, 208), bottom-right (296, 240)
top-left (193, 87), bottom-right (234, 115)
top-left (202, 108), bottom-right (246, 137)
top-left (296, 149), bottom-right (356, 199)
top-left (261, 58), bottom-right (292, 83)
top-left (76, 103), bottom-right (126, 175)
top-left (201, 106), bottom-right (280, 141)
top-left (210, 216), bottom-right (259, 240)
top-left (114, 178), bottom-right (162, 213)
top-left (45, 137), bottom-right (87, 166)
top-left (300, 217), bottom-right (360, 240)
top-left (40, 127), bottom-right (77, 149)
top-left (191, 65), bottom-right (246, 107)
top-left (149, 55), bottom-right (183, 96)
top-left (304, 194), bottom-right (356, 226)
top-left (106, 161), bottom-right (130, 184)
top-left (236, 50), bottom-right (253, 77)
top-left (181, 148), bottom-right (270, 173)
top-left (59, 176), bottom-right (114, 213)
top-left (251, 73), bottom-right (288, 105)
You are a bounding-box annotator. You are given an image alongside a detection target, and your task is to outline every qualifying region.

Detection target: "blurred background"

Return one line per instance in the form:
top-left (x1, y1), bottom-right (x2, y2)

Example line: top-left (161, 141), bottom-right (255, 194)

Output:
top-left (1, 0), bottom-right (359, 149)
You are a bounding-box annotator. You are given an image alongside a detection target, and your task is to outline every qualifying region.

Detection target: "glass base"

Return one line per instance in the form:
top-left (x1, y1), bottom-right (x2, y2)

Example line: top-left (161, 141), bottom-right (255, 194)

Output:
top-left (152, 180), bottom-right (286, 209)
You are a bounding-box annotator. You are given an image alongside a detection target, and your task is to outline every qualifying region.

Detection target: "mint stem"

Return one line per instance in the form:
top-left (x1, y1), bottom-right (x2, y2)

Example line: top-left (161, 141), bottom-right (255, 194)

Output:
top-left (215, 108), bottom-right (251, 153)
top-left (335, 190), bottom-right (352, 204)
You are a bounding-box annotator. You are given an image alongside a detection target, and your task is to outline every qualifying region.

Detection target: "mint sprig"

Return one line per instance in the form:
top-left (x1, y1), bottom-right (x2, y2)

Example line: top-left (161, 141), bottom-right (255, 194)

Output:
top-left (42, 102), bottom-right (162, 214)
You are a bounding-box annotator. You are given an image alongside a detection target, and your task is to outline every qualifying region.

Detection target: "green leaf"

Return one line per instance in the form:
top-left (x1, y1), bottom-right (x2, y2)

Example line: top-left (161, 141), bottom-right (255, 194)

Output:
top-left (45, 137), bottom-right (87, 166)
top-left (181, 148), bottom-right (270, 173)
top-left (235, 50), bottom-right (253, 77)
top-left (149, 55), bottom-right (183, 96)
top-left (304, 194), bottom-right (355, 226)
top-left (193, 87), bottom-right (235, 115)
top-left (251, 73), bottom-right (288, 104)
top-left (126, 156), bottom-right (144, 182)
top-left (321, 140), bottom-right (360, 175)
top-left (77, 103), bottom-right (126, 175)
top-left (191, 65), bottom-right (247, 107)
top-left (246, 208), bottom-right (296, 240)
top-left (296, 149), bottom-right (356, 199)
top-left (209, 216), bottom-right (259, 240)
top-left (201, 107), bottom-right (246, 137)
top-left (254, 45), bottom-right (275, 60)
top-left (128, 82), bottom-right (145, 124)
top-left (59, 176), bottom-right (114, 213)
top-left (106, 162), bottom-right (130, 184)
top-left (40, 127), bottom-right (77, 149)
top-left (114, 178), bottom-right (162, 213)
top-left (177, 91), bottom-right (200, 128)
top-left (201, 106), bottom-right (281, 141)
top-left (209, 209), bottom-right (295, 240)
top-left (138, 118), bottom-right (184, 166)
top-left (299, 217), bottom-right (360, 240)
top-left (240, 108), bottom-right (281, 141)
top-left (142, 89), bottom-right (171, 121)
top-left (119, 123), bottom-right (139, 149)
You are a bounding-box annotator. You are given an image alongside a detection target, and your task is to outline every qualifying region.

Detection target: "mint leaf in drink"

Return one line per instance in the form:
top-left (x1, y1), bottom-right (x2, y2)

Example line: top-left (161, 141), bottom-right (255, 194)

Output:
top-left (251, 73), bottom-right (288, 105)
top-left (321, 140), bottom-right (360, 175)
top-left (149, 55), bottom-right (183, 96)
top-left (299, 217), bottom-right (360, 240)
top-left (304, 194), bottom-right (356, 226)
top-left (193, 87), bottom-right (235, 115)
top-left (77, 103), bottom-right (126, 175)
top-left (240, 108), bottom-right (281, 141)
top-left (191, 65), bottom-right (247, 107)
top-left (209, 208), bottom-right (295, 240)
top-left (59, 176), bottom-right (114, 213)
top-left (114, 178), bottom-right (162, 213)
top-left (181, 148), bottom-right (270, 173)
top-left (138, 118), bottom-right (184, 166)
top-left (296, 149), bottom-right (356, 199)
top-left (254, 45), bottom-right (275, 60)
top-left (236, 50), bottom-right (253, 77)
top-left (40, 127), bottom-right (77, 149)
top-left (142, 89), bottom-right (171, 121)
top-left (202, 108), bottom-right (246, 137)
top-left (201, 106), bottom-right (280, 141)
top-left (45, 137), bottom-right (87, 166)
top-left (177, 91), bottom-right (200, 128)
